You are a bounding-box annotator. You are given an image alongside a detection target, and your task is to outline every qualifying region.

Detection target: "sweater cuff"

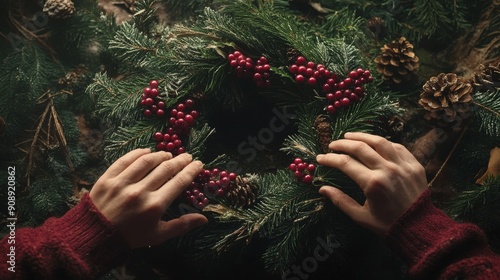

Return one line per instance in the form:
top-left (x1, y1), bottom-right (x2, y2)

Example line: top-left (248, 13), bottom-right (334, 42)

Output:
top-left (385, 189), bottom-right (489, 278)
top-left (46, 193), bottom-right (130, 277)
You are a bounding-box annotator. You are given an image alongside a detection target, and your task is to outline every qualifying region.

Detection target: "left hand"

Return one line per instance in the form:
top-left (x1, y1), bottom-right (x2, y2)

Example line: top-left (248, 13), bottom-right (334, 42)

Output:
top-left (89, 149), bottom-right (207, 249)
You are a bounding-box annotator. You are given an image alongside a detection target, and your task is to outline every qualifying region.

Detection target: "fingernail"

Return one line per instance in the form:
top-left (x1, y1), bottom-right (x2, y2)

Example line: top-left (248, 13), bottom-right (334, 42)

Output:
top-left (184, 153), bottom-right (193, 160)
top-left (316, 154), bottom-right (325, 161)
top-left (344, 132), bottom-right (352, 137)
top-left (193, 160), bottom-right (204, 167)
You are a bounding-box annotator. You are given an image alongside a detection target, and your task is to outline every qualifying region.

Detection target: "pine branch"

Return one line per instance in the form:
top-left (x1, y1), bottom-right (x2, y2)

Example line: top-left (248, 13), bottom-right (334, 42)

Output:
top-left (104, 120), bottom-right (163, 162)
top-left (473, 90), bottom-right (500, 140)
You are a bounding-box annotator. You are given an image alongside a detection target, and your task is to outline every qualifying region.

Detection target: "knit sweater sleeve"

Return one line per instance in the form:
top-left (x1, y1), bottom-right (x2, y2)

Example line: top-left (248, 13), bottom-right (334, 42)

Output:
top-left (386, 189), bottom-right (500, 280)
top-left (0, 193), bottom-right (130, 280)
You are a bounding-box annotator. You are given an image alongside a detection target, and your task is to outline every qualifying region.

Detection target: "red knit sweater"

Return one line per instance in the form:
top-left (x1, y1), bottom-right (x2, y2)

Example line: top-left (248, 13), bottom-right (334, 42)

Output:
top-left (386, 190), bottom-right (500, 279)
top-left (0, 194), bottom-right (130, 279)
top-left (1, 191), bottom-right (499, 279)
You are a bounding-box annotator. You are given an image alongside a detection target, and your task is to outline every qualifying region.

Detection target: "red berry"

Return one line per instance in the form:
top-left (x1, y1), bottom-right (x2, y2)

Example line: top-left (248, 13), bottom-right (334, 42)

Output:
top-left (354, 86), bottom-right (364, 95)
top-left (359, 77), bottom-right (366, 84)
top-left (314, 71), bottom-right (321, 79)
top-left (163, 134), bottom-right (171, 141)
top-left (254, 73), bottom-right (262, 81)
top-left (177, 111), bottom-right (185, 119)
top-left (294, 171), bottom-right (303, 178)
top-left (289, 163), bottom-right (297, 171)
top-left (367, 76), bottom-right (374, 83)
top-left (185, 114), bottom-right (195, 125)
top-left (327, 105), bottom-right (336, 114)
top-left (145, 98), bottom-right (154, 106)
top-left (363, 70), bottom-right (371, 78)
top-left (298, 66), bottom-right (307, 75)
top-left (306, 61), bottom-right (315, 69)
top-left (256, 65), bottom-right (263, 73)
top-left (297, 163), bottom-right (306, 170)
top-left (151, 105), bottom-right (158, 112)
top-left (341, 97), bottom-right (351, 107)
top-left (229, 173), bottom-right (237, 180)
top-left (334, 101), bottom-right (341, 108)
top-left (307, 164), bottom-right (316, 172)
top-left (149, 80), bottom-right (159, 88)
top-left (166, 142), bottom-right (175, 151)
top-left (259, 56), bottom-right (268, 64)
top-left (173, 139), bottom-right (182, 147)
top-left (185, 99), bottom-right (194, 108)
top-left (143, 87), bottom-right (152, 96)
top-left (156, 142), bottom-right (166, 151)
top-left (343, 89), bottom-right (351, 98)
top-left (170, 109), bottom-right (178, 117)
top-left (303, 175), bottom-right (313, 184)
top-left (316, 64), bottom-right (324, 70)
top-left (220, 171), bottom-right (229, 178)
top-left (171, 134), bottom-right (179, 141)
top-left (228, 54), bottom-right (235, 61)
top-left (290, 64), bottom-right (299, 74)
top-left (177, 103), bottom-right (186, 112)
top-left (334, 91), bottom-right (343, 100)
top-left (177, 147), bottom-right (186, 154)
top-left (139, 99), bottom-right (146, 106)
top-left (212, 168), bottom-right (220, 176)
top-left (326, 93), bottom-right (335, 101)
top-left (323, 70), bottom-right (331, 78)
top-left (305, 68), bottom-right (314, 77)
top-left (295, 75), bottom-right (305, 83)
top-left (327, 78), bottom-right (336, 86)
top-left (338, 82), bottom-right (346, 89)
top-left (349, 71), bottom-right (358, 79)
top-left (233, 51), bottom-right (241, 57)
top-left (349, 93), bottom-right (360, 102)
top-left (356, 68), bottom-right (364, 76)
top-left (354, 79), bottom-right (363, 87)
top-left (263, 64), bottom-right (271, 72)
top-left (144, 109), bottom-right (152, 117)
top-left (153, 132), bottom-right (163, 141)
top-left (158, 101), bottom-right (165, 109)
top-left (344, 78), bottom-right (352, 86)
top-left (245, 62), bottom-right (253, 69)
top-left (230, 60), bottom-right (238, 67)
top-left (169, 117), bottom-right (176, 125)
top-left (221, 176), bottom-right (230, 186)
top-left (217, 189), bottom-right (225, 197)
top-left (294, 158), bottom-right (302, 164)
top-left (190, 110), bottom-right (199, 119)
top-left (156, 109), bottom-right (165, 117)
top-left (307, 77), bottom-right (317, 86)
top-left (296, 56), bottom-right (306, 65)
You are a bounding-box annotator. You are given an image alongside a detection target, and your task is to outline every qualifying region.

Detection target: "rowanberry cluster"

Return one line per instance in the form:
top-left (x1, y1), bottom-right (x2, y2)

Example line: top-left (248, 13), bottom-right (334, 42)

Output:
top-left (325, 68), bottom-right (373, 115)
top-left (140, 80), bottom-right (166, 117)
top-left (289, 56), bottom-right (334, 87)
top-left (289, 158), bottom-right (315, 184)
top-left (227, 51), bottom-right (271, 87)
top-left (152, 99), bottom-right (199, 156)
top-left (185, 168), bottom-right (238, 209)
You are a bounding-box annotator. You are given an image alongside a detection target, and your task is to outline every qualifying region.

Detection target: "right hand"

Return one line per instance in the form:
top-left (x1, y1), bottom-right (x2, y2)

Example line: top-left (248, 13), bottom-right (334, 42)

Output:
top-left (316, 132), bottom-right (428, 235)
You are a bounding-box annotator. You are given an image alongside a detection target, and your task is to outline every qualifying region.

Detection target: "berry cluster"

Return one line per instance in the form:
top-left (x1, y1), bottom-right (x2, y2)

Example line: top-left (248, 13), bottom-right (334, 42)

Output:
top-left (152, 99), bottom-right (199, 156)
top-left (325, 68), bottom-right (373, 115)
top-left (140, 80), bottom-right (165, 117)
top-left (289, 158), bottom-right (316, 184)
top-left (185, 168), bottom-right (238, 209)
top-left (227, 51), bottom-right (271, 87)
top-left (289, 56), bottom-right (334, 87)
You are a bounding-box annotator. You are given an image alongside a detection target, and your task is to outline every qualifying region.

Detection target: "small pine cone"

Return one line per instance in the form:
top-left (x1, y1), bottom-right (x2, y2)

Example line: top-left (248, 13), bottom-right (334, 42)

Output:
top-left (474, 61), bottom-right (500, 93)
top-left (418, 73), bottom-right (473, 122)
top-left (58, 65), bottom-right (89, 88)
top-left (367, 17), bottom-right (386, 39)
top-left (225, 176), bottom-right (258, 208)
top-left (287, 48), bottom-right (302, 65)
top-left (374, 37), bottom-right (419, 84)
top-left (43, 0), bottom-right (76, 19)
top-left (314, 115), bottom-right (332, 153)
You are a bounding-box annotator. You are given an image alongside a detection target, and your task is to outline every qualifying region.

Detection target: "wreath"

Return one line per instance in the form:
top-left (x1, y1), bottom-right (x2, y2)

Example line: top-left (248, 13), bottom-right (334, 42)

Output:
top-left (89, 2), bottom-right (402, 277)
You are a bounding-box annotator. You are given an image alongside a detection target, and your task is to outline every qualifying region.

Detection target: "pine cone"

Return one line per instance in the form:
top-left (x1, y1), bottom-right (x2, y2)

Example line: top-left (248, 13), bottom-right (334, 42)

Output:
top-left (43, 0), bottom-right (75, 19)
top-left (287, 48), bottom-right (302, 65)
top-left (225, 176), bottom-right (258, 208)
top-left (367, 17), bottom-right (386, 39)
top-left (418, 73), bottom-right (473, 122)
top-left (58, 65), bottom-right (89, 88)
top-left (314, 115), bottom-right (332, 153)
top-left (374, 37), bottom-right (419, 84)
top-left (474, 61), bottom-right (500, 93)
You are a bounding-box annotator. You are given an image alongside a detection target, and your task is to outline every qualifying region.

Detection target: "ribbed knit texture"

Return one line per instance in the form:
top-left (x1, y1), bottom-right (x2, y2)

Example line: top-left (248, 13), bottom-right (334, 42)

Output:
top-left (0, 193), bottom-right (130, 279)
top-left (386, 189), bottom-right (500, 279)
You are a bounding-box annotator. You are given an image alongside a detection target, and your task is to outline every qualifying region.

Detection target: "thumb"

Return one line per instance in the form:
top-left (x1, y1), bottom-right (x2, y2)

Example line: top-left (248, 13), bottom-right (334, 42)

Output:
top-left (155, 213), bottom-right (208, 242)
top-left (319, 186), bottom-right (363, 219)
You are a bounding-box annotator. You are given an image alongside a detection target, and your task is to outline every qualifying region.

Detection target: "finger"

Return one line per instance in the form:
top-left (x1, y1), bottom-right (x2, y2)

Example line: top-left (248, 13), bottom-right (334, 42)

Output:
top-left (316, 153), bottom-right (372, 187)
top-left (105, 148), bottom-right (152, 178)
top-left (156, 160), bottom-right (204, 206)
top-left (319, 186), bottom-right (365, 221)
top-left (344, 132), bottom-right (400, 162)
top-left (142, 153), bottom-right (194, 191)
top-left (153, 213), bottom-right (208, 244)
top-left (328, 139), bottom-right (385, 168)
top-left (117, 151), bottom-right (172, 183)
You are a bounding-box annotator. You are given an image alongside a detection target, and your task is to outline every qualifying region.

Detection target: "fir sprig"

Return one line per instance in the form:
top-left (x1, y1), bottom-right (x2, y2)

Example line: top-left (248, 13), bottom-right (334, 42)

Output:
top-left (473, 90), bottom-right (500, 141)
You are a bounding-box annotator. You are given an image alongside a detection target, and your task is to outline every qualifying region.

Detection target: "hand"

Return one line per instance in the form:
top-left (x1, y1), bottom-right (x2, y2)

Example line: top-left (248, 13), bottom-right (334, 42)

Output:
top-left (316, 132), bottom-right (428, 235)
top-left (89, 149), bottom-right (207, 249)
